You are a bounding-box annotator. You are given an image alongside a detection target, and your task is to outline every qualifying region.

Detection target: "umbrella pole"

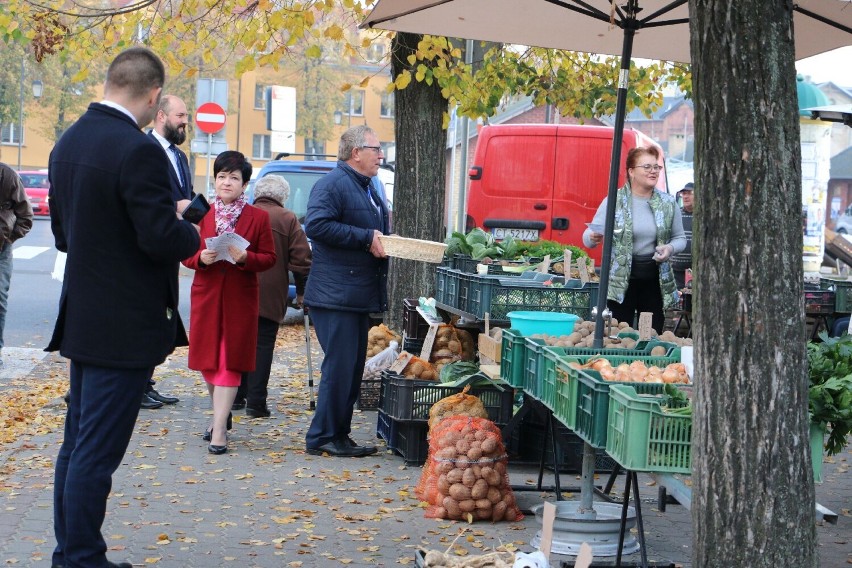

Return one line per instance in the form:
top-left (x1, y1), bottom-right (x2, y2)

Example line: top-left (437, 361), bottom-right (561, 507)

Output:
top-left (592, 5), bottom-right (639, 350)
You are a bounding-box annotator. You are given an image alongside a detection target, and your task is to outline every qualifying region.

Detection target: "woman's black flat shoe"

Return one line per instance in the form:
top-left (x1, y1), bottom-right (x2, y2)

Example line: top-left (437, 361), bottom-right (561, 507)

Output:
top-left (208, 443), bottom-right (228, 455)
top-left (202, 428), bottom-right (212, 442)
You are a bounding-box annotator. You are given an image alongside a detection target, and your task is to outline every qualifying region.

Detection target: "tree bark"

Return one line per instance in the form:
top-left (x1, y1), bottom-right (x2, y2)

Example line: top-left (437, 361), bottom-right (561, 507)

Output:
top-left (386, 33), bottom-right (447, 333)
top-left (690, 1), bottom-right (816, 566)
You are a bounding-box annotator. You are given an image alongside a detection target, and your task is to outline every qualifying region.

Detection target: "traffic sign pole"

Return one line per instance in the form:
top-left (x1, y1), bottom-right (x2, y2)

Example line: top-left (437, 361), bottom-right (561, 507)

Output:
top-left (195, 101), bottom-right (227, 198)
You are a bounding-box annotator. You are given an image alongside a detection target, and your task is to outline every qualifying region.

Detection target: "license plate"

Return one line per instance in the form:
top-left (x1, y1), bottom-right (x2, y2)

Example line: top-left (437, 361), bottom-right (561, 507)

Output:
top-left (492, 228), bottom-right (539, 241)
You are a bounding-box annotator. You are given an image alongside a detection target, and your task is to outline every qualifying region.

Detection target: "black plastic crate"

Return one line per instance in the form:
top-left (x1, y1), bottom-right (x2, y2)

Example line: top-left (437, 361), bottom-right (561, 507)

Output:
top-left (379, 371), bottom-right (514, 423)
top-left (804, 288), bottom-right (835, 315)
top-left (510, 421), bottom-right (616, 473)
top-left (402, 337), bottom-right (425, 355)
top-left (402, 298), bottom-right (431, 340)
top-left (375, 409), bottom-right (428, 465)
top-left (357, 376), bottom-right (382, 410)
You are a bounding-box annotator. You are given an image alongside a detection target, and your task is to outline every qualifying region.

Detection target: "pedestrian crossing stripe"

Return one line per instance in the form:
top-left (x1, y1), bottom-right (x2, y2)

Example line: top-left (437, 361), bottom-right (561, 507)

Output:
top-left (12, 246), bottom-right (50, 260)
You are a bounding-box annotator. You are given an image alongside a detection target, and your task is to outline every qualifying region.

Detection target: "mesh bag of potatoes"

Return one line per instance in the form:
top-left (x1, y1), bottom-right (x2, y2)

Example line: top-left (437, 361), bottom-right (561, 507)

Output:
top-left (430, 324), bottom-right (476, 372)
top-left (415, 416), bottom-right (523, 522)
top-left (366, 323), bottom-right (401, 357)
top-left (427, 385), bottom-right (487, 430)
top-left (400, 355), bottom-right (439, 381)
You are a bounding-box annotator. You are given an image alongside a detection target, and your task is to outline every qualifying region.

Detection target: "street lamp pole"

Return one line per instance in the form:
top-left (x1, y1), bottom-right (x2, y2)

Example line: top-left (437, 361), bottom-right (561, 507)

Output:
top-left (17, 57), bottom-right (24, 170)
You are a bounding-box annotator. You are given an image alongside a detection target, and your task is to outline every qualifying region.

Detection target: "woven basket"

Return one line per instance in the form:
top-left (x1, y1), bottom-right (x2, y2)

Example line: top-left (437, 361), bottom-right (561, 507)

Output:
top-left (378, 235), bottom-right (447, 263)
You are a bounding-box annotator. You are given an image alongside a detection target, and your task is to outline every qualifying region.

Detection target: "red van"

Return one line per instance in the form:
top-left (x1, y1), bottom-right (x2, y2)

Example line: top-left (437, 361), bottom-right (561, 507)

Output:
top-left (465, 124), bottom-right (666, 263)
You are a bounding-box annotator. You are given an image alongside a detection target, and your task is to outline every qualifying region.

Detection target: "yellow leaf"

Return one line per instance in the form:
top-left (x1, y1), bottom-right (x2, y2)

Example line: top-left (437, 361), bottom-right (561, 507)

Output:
top-left (144, 558), bottom-right (161, 564)
top-left (385, 83), bottom-right (396, 93)
top-left (407, 54), bottom-right (416, 65)
top-left (324, 24), bottom-right (344, 41)
top-left (133, 464), bottom-right (156, 470)
top-left (394, 70), bottom-right (412, 90)
top-left (305, 44), bottom-right (322, 58)
top-left (359, 77), bottom-right (370, 88)
top-left (466, 513), bottom-right (473, 524)
top-left (340, 83), bottom-right (352, 92)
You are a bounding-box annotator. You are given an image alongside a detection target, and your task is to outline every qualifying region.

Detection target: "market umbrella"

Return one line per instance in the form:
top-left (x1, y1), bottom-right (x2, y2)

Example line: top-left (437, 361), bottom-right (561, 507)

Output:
top-left (808, 104), bottom-right (852, 126)
top-left (363, 0), bottom-right (852, 345)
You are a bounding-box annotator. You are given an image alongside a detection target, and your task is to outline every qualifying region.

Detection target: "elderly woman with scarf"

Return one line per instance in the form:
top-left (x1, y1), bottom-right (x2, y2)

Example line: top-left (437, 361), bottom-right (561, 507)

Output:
top-left (583, 146), bottom-right (686, 334)
top-left (183, 151), bottom-right (276, 454)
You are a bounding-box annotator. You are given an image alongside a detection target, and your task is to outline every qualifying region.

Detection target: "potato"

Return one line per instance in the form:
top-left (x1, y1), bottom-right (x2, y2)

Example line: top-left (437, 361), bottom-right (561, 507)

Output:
top-left (492, 500), bottom-right (508, 522)
top-left (432, 507), bottom-right (448, 520)
top-left (449, 483), bottom-right (471, 501)
top-left (567, 332), bottom-right (583, 344)
top-left (467, 446), bottom-right (483, 461)
top-left (494, 461), bottom-right (507, 476)
top-left (502, 492), bottom-right (516, 508)
top-left (447, 339), bottom-right (461, 353)
top-left (457, 499), bottom-right (477, 513)
top-left (503, 507), bottom-right (518, 522)
top-left (474, 508), bottom-right (492, 521)
top-left (446, 468), bottom-right (464, 484)
top-left (462, 468), bottom-right (478, 488)
top-left (471, 479), bottom-right (489, 500)
top-left (436, 461), bottom-right (454, 474)
top-left (480, 435), bottom-right (498, 455)
top-left (486, 486), bottom-right (502, 504)
top-left (442, 496), bottom-right (461, 518)
top-left (650, 345), bottom-right (668, 356)
top-left (456, 439), bottom-right (471, 455)
top-left (436, 447), bottom-right (456, 461)
top-left (437, 474), bottom-right (450, 495)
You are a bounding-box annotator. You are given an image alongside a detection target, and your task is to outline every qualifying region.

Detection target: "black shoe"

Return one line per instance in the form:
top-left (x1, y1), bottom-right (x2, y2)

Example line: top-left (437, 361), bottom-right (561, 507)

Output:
top-left (343, 436), bottom-right (378, 456)
top-left (231, 398), bottom-right (246, 410)
top-left (208, 443), bottom-right (228, 455)
top-left (202, 428), bottom-right (212, 442)
top-left (63, 390), bottom-right (70, 404)
top-left (306, 439), bottom-right (372, 457)
top-left (147, 389), bottom-right (179, 404)
top-left (245, 405), bottom-right (271, 418)
top-left (141, 394), bottom-right (163, 409)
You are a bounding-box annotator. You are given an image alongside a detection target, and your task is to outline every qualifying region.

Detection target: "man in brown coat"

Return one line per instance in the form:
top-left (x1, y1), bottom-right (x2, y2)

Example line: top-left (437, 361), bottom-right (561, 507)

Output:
top-left (236, 174), bottom-right (311, 417)
top-left (0, 162), bottom-right (33, 367)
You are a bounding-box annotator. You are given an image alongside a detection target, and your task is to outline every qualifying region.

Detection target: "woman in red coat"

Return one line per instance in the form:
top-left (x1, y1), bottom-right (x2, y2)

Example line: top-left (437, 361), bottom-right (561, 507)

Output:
top-left (183, 151), bottom-right (276, 454)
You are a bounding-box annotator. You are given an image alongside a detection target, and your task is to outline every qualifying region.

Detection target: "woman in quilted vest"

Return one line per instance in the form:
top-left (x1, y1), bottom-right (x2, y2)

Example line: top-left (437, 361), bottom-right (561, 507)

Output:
top-left (583, 146), bottom-right (686, 333)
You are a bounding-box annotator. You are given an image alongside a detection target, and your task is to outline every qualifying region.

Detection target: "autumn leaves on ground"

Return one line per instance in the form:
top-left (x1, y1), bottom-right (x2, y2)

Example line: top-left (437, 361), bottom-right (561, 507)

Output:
top-left (0, 325), bottom-right (531, 566)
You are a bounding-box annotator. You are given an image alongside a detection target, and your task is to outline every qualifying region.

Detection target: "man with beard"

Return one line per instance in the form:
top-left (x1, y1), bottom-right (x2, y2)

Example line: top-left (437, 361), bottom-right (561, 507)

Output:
top-left (142, 94), bottom-right (194, 409)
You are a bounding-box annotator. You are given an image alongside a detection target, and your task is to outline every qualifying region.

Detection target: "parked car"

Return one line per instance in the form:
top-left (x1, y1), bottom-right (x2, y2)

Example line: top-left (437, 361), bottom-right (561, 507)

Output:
top-left (835, 204), bottom-right (852, 234)
top-left (18, 170), bottom-right (50, 216)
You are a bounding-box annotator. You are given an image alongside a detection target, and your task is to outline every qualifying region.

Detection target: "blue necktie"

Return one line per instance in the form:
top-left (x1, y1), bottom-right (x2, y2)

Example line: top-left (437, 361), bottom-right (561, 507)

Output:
top-left (169, 145), bottom-right (185, 188)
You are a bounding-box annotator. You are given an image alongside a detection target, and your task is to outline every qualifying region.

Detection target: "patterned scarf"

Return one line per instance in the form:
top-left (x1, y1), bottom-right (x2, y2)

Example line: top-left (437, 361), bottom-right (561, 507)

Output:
top-left (214, 193), bottom-right (248, 235)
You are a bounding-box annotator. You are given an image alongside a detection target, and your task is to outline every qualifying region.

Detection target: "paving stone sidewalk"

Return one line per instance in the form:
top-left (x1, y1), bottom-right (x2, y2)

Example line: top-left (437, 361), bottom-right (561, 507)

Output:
top-left (0, 329), bottom-right (848, 567)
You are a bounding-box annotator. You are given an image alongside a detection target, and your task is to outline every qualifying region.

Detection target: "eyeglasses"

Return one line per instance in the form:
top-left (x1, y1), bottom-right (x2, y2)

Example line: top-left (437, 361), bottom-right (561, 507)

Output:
top-left (635, 164), bottom-right (663, 172)
top-left (360, 145), bottom-right (383, 153)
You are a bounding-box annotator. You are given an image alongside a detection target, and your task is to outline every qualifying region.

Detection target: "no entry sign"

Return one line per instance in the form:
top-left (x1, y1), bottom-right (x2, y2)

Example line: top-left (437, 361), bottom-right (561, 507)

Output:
top-left (195, 102), bottom-right (226, 134)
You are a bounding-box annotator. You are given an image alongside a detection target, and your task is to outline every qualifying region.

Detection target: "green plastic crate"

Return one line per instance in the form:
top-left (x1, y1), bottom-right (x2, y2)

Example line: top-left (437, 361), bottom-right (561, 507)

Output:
top-left (499, 328), bottom-right (527, 388)
top-left (820, 277), bottom-right (852, 313)
top-left (552, 358), bottom-right (584, 430)
top-left (522, 337), bottom-right (548, 404)
top-left (606, 385), bottom-right (692, 474)
top-left (466, 277), bottom-right (599, 323)
top-left (811, 423), bottom-right (825, 483)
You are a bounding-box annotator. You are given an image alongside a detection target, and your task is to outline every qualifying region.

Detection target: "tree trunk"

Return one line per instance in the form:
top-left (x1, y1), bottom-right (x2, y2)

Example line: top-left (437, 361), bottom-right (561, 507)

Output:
top-left (690, 1), bottom-right (816, 566)
top-left (386, 33), bottom-right (447, 333)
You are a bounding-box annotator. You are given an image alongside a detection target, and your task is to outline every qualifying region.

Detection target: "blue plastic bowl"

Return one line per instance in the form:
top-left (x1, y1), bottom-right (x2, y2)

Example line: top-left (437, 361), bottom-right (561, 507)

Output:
top-left (506, 311), bottom-right (579, 336)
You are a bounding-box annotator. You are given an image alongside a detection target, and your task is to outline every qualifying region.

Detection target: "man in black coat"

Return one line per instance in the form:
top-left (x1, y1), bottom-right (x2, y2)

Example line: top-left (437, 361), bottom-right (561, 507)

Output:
top-left (142, 94), bottom-right (194, 408)
top-left (47, 48), bottom-right (200, 568)
top-left (304, 125), bottom-right (389, 458)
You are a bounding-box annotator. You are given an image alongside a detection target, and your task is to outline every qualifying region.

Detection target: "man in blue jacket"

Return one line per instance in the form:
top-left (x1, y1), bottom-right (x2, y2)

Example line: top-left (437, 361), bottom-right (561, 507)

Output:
top-left (47, 48), bottom-right (200, 568)
top-left (304, 125), bottom-right (389, 457)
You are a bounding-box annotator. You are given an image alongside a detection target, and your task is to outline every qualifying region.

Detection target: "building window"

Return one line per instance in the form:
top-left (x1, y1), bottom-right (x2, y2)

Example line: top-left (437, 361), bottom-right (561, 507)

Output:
top-left (380, 92), bottom-right (394, 118)
top-left (304, 139), bottom-right (327, 157)
top-left (341, 91), bottom-right (365, 117)
top-left (367, 43), bottom-right (386, 63)
top-left (252, 134), bottom-right (271, 160)
top-left (1, 123), bottom-right (21, 145)
top-left (254, 84), bottom-right (267, 110)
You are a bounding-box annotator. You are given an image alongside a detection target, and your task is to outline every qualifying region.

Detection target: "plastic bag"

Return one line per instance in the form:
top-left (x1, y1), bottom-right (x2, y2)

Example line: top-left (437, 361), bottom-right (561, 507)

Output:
top-left (363, 340), bottom-right (398, 381)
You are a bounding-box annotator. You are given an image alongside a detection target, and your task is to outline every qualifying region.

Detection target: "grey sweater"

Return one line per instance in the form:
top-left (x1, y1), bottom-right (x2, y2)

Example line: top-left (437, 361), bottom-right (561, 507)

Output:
top-left (582, 194), bottom-right (687, 255)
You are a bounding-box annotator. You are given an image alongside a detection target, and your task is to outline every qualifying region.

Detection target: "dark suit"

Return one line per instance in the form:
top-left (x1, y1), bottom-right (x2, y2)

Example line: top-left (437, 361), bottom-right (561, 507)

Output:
top-left (147, 130), bottom-right (193, 201)
top-left (48, 102), bottom-right (200, 568)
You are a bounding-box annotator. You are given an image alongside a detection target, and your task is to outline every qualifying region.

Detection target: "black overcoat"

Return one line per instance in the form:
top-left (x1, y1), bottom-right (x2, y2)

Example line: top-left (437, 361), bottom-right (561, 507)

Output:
top-left (47, 103), bottom-right (200, 368)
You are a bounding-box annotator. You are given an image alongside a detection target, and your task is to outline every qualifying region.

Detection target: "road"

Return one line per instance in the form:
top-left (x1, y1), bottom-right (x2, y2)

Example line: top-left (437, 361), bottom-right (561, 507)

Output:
top-left (5, 218), bottom-right (193, 350)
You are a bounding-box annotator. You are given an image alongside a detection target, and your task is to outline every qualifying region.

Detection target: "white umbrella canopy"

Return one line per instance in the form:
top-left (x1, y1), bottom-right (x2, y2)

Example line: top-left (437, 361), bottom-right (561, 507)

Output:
top-left (363, 0), bottom-right (852, 61)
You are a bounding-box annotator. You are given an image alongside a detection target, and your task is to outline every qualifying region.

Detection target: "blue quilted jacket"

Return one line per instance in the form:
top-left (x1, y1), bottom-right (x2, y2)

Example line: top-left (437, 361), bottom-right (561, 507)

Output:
top-left (303, 162), bottom-right (389, 313)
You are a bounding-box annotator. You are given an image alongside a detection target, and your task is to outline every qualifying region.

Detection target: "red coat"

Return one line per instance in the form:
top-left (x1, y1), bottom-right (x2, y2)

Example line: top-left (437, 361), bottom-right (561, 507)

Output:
top-left (183, 204), bottom-right (276, 372)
